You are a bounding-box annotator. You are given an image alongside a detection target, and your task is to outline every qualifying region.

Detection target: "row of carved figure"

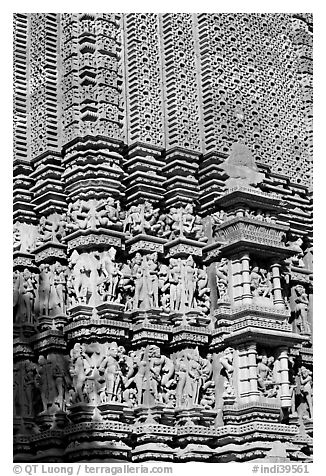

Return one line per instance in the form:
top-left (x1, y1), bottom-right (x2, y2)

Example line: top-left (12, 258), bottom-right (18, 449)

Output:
top-left (13, 202), bottom-right (208, 253)
top-left (14, 344), bottom-right (313, 421)
top-left (13, 252), bottom-right (211, 323)
top-left (13, 256), bottom-right (311, 334)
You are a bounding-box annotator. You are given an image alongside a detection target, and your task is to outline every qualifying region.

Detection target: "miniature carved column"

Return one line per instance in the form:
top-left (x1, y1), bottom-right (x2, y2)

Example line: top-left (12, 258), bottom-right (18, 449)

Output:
top-left (238, 346), bottom-right (250, 403)
top-left (231, 255), bottom-right (243, 305)
top-left (271, 262), bottom-right (284, 308)
top-left (277, 346), bottom-right (291, 408)
top-left (247, 343), bottom-right (259, 402)
top-left (240, 253), bottom-right (252, 304)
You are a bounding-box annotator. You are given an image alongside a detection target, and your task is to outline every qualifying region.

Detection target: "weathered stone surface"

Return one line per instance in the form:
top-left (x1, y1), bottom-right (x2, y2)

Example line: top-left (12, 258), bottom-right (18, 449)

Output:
top-left (13, 13), bottom-right (313, 464)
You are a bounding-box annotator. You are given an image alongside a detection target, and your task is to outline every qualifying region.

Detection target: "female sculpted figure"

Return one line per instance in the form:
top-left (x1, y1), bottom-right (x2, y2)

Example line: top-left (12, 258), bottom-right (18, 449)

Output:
top-left (38, 264), bottom-right (52, 316)
top-left (299, 366), bottom-right (313, 418)
top-left (53, 262), bottom-right (67, 315)
top-left (69, 343), bottom-right (88, 403)
top-left (175, 353), bottom-right (188, 407)
top-left (169, 258), bottom-right (183, 312)
top-left (133, 349), bottom-right (147, 405)
top-left (294, 285), bottom-right (311, 334)
top-left (22, 269), bottom-right (37, 323)
top-left (220, 347), bottom-right (235, 396)
top-left (146, 252), bottom-right (159, 308)
top-left (184, 256), bottom-right (197, 310)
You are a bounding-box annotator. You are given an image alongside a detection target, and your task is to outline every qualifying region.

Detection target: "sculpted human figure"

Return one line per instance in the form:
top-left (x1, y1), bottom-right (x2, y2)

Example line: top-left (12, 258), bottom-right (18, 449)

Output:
top-left (184, 255), bottom-right (197, 310)
top-left (169, 207), bottom-right (182, 239)
top-left (148, 345), bottom-right (174, 404)
top-left (143, 201), bottom-right (161, 234)
top-left (216, 258), bottom-right (229, 301)
top-left (186, 349), bottom-right (202, 406)
top-left (182, 203), bottom-right (196, 238)
top-left (66, 200), bottom-right (83, 232)
top-left (175, 352), bottom-right (188, 407)
top-left (169, 258), bottom-right (183, 312)
top-left (158, 264), bottom-right (170, 311)
top-left (14, 361), bottom-right (36, 417)
top-left (99, 248), bottom-right (121, 303)
top-left (286, 236), bottom-right (305, 267)
top-left (13, 223), bottom-right (21, 252)
top-left (212, 209), bottom-right (227, 235)
top-left (35, 354), bottom-right (63, 413)
top-left (220, 347), bottom-right (235, 396)
top-left (52, 262), bottom-right (67, 315)
top-left (133, 349), bottom-right (147, 405)
top-left (293, 284), bottom-right (311, 334)
top-left (35, 216), bottom-right (55, 245)
top-left (124, 205), bottom-right (142, 236)
top-left (23, 361), bottom-right (36, 416)
top-left (99, 342), bottom-right (121, 403)
top-left (98, 197), bottom-right (122, 228)
top-left (69, 343), bottom-right (88, 403)
top-left (299, 366), bottom-right (313, 418)
top-left (38, 263), bottom-right (52, 316)
top-left (257, 353), bottom-right (276, 396)
top-left (250, 266), bottom-right (262, 296)
top-left (131, 253), bottom-right (151, 310)
top-left (192, 216), bottom-right (208, 243)
top-left (21, 268), bottom-right (37, 323)
top-left (66, 268), bottom-right (78, 308)
top-left (197, 267), bottom-right (210, 313)
top-left (146, 252), bottom-right (159, 308)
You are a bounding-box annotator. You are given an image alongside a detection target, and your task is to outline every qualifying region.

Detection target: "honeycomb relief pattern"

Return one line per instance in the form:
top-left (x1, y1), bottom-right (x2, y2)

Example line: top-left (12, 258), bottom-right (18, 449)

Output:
top-left (196, 13), bottom-right (312, 187)
top-left (125, 13), bottom-right (164, 147)
top-left (161, 13), bottom-right (201, 152)
top-left (61, 13), bottom-right (125, 145)
top-left (13, 13), bottom-right (30, 161)
top-left (30, 14), bottom-right (60, 159)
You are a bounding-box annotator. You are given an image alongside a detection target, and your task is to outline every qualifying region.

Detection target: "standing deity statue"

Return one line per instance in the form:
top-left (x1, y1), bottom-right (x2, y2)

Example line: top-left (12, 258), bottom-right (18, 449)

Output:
top-left (98, 342), bottom-right (121, 403)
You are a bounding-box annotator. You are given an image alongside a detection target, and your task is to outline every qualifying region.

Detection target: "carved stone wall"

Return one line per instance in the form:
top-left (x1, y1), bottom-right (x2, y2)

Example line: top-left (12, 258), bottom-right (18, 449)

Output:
top-left (13, 13), bottom-right (313, 463)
